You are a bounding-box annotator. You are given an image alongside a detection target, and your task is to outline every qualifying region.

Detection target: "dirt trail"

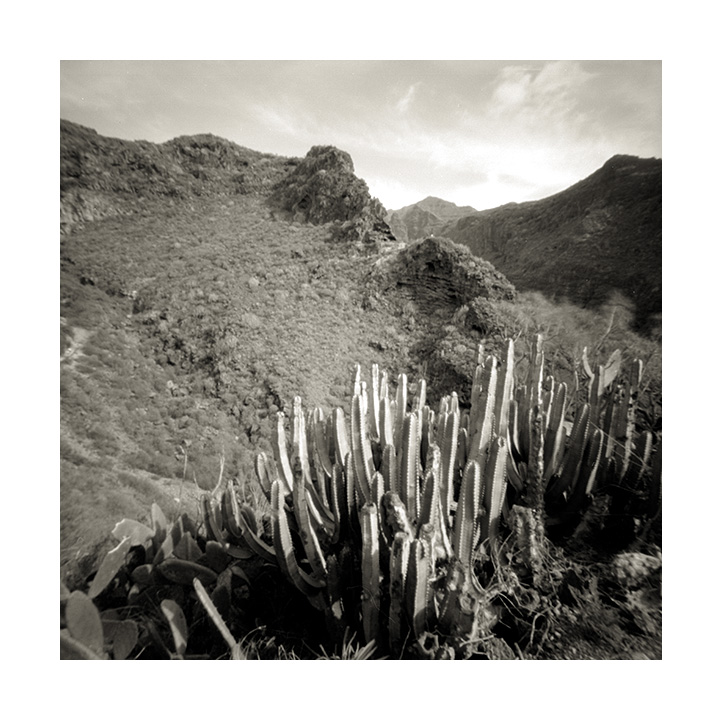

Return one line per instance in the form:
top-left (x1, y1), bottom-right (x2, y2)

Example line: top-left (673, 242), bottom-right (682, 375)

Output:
top-left (60, 318), bottom-right (91, 368)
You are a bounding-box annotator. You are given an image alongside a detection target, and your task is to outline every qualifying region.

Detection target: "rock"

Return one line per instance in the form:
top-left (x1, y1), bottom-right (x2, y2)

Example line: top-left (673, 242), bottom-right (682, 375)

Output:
top-left (480, 636), bottom-right (516, 660)
top-left (268, 145), bottom-right (395, 244)
top-left (373, 235), bottom-right (516, 310)
top-left (609, 552), bottom-right (662, 589)
top-left (241, 312), bottom-right (262, 329)
top-left (269, 145), bottom-right (364, 224)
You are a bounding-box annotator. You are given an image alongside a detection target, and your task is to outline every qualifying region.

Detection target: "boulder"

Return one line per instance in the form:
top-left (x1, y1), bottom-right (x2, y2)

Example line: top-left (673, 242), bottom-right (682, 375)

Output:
top-left (268, 145), bottom-right (394, 244)
top-left (375, 235), bottom-right (516, 309)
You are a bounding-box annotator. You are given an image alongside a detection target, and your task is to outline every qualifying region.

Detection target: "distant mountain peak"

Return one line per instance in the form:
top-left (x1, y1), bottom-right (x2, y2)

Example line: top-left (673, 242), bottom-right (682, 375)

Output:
top-left (392, 195), bottom-right (477, 216)
top-left (417, 195), bottom-right (477, 212)
top-left (386, 195), bottom-right (478, 242)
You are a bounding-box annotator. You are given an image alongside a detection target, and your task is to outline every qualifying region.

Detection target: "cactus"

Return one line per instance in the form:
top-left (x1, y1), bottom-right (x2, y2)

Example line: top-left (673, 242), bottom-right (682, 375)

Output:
top-left (157, 558), bottom-right (218, 586)
top-left (87, 536), bottom-right (132, 599)
top-left (272, 411), bottom-right (295, 493)
top-left (350, 393), bottom-right (374, 504)
top-left (232, 498), bottom-right (276, 562)
top-left (311, 408), bottom-right (334, 487)
top-left (254, 451), bottom-right (276, 500)
top-left (438, 403), bottom-right (460, 521)
top-left (646, 438), bottom-right (662, 525)
top-left (582, 346), bottom-right (622, 390)
top-left (360, 503), bottom-right (381, 645)
top-left (418, 444), bottom-right (441, 529)
top-left (495, 339), bottom-right (515, 439)
top-left (63, 590), bottom-right (105, 658)
top-left (332, 407), bottom-right (350, 468)
top-left (160, 599), bottom-right (188, 657)
top-left (468, 355), bottom-right (497, 465)
top-left (398, 412), bottom-right (419, 522)
top-left (480, 436), bottom-right (509, 559)
top-left (406, 529), bottom-right (434, 640)
top-left (453, 459), bottom-right (483, 567)
top-left (388, 531), bottom-right (411, 653)
top-left (192, 578), bottom-right (246, 659)
top-left (271, 479), bottom-right (326, 597)
top-left (394, 373), bottom-right (408, 446)
top-left (369, 364), bottom-right (382, 442)
top-left (77, 334), bottom-right (659, 660)
top-left (499, 335), bottom-right (656, 538)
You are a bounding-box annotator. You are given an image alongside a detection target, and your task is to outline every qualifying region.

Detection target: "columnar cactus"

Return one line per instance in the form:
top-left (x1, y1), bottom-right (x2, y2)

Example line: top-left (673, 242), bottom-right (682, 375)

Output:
top-left (83, 335), bottom-right (660, 659)
top-left (201, 335), bottom-right (657, 656)
top-left (202, 347), bottom-right (505, 655)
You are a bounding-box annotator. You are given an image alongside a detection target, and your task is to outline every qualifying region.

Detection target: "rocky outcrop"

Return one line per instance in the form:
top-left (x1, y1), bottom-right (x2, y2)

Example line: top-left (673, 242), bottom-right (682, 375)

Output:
top-left (269, 145), bottom-right (394, 244)
top-left (365, 235), bottom-right (516, 404)
top-left (378, 235), bottom-right (516, 307)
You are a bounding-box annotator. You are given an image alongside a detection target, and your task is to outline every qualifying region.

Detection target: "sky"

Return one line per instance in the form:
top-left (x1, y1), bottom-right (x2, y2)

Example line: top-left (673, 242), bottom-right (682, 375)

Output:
top-left (59, 60), bottom-right (661, 212)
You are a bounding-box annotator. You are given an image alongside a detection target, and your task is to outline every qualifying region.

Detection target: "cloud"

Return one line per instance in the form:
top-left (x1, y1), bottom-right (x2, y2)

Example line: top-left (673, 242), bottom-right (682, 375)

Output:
top-left (395, 82), bottom-right (420, 114)
top-left (485, 61), bottom-right (596, 136)
top-left (491, 65), bottom-right (533, 108)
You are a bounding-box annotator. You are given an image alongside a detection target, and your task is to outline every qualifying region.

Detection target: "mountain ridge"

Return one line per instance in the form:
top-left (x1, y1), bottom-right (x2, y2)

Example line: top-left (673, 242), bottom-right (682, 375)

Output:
top-left (60, 118), bottom-right (299, 230)
top-left (389, 154), bottom-right (661, 332)
top-left (60, 119), bottom-right (661, 332)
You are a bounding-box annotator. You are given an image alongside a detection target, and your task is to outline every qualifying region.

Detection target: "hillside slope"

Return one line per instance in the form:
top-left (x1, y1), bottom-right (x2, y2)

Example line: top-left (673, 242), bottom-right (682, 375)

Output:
top-left (60, 119), bottom-right (297, 230)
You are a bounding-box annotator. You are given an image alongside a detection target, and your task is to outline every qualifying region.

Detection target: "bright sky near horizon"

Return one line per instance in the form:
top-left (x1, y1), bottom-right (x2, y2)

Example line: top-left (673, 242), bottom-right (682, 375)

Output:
top-left (60, 59), bottom-right (660, 213)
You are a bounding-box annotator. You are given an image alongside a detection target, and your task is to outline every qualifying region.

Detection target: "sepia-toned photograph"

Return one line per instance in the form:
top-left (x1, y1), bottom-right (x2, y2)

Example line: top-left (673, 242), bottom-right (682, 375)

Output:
top-left (59, 58), bottom-right (662, 662)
